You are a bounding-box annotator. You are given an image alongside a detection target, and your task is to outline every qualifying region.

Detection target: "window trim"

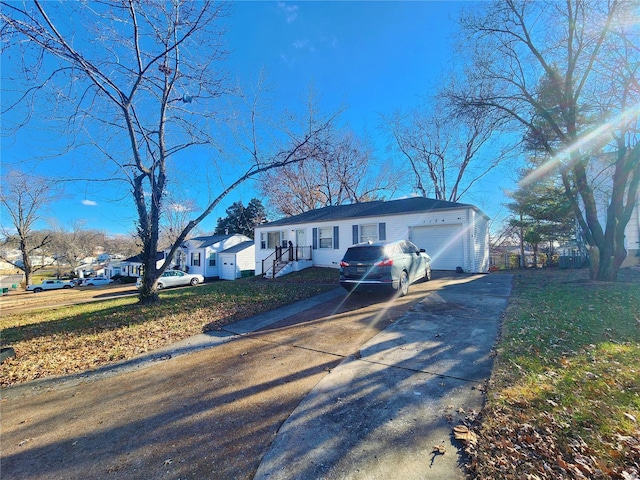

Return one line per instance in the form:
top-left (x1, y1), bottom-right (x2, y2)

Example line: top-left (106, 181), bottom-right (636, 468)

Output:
top-left (318, 226), bottom-right (333, 249)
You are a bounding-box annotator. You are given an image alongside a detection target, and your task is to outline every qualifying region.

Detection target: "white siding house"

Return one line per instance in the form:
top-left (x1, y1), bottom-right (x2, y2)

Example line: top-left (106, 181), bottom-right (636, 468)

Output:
top-left (121, 252), bottom-right (166, 278)
top-left (625, 201), bottom-right (640, 266)
top-left (172, 234), bottom-right (252, 280)
top-left (254, 197), bottom-right (490, 276)
top-left (218, 241), bottom-right (256, 280)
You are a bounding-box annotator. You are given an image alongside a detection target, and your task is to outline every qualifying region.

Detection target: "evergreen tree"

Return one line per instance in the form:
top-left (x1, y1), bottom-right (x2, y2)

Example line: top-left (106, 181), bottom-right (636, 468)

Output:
top-left (508, 168), bottom-right (576, 267)
top-left (214, 199), bottom-right (267, 239)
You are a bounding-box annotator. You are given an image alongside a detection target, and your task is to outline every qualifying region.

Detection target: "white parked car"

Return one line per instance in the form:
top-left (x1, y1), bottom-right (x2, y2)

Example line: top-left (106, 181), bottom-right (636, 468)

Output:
top-left (137, 269), bottom-right (204, 290)
top-left (26, 279), bottom-right (75, 293)
top-left (82, 277), bottom-right (114, 286)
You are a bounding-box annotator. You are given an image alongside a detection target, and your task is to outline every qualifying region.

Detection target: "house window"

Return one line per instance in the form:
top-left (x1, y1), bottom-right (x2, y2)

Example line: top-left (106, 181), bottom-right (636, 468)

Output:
top-left (360, 224), bottom-right (378, 243)
top-left (262, 231), bottom-right (282, 249)
top-left (191, 252), bottom-right (201, 267)
top-left (352, 223), bottom-right (386, 244)
top-left (318, 227), bottom-right (333, 249)
top-left (209, 253), bottom-right (216, 267)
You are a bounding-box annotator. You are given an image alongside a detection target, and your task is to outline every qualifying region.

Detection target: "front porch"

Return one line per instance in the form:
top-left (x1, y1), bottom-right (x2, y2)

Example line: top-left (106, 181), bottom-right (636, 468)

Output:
top-left (261, 246), bottom-right (313, 279)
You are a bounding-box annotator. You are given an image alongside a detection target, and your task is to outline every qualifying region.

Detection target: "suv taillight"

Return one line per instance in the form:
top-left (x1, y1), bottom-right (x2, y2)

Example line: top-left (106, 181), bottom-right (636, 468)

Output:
top-left (340, 260), bottom-right (349, 267)
top-left (375, 259), bottom-right (393, 267)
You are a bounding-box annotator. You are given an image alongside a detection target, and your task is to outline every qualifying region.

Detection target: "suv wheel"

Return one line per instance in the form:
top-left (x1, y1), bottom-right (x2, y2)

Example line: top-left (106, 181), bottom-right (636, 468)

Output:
top-left (398, 271), bottom-right (409, 296)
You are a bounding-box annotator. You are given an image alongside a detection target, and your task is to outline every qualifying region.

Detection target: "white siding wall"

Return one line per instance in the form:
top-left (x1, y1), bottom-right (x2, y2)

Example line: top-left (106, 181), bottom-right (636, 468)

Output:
top-left (622, 200), bottom-right (639, 267)
top-left (188, 248), bottom-right (207, 277)
top-left (220, 247), bottom-right (255, 280)
top-left (473, 210), bottom-right (490, 273)
top-left (211, 236), bottom-right (251, 277)
top-left (255, 207), bottom-right (490, 274)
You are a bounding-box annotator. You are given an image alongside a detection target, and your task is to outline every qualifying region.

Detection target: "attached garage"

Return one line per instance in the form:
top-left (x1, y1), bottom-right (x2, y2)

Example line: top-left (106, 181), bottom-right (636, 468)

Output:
top-left (218, 241), bottom-right (255, 280)
top-left (410, 224), bottom-right (464, 271)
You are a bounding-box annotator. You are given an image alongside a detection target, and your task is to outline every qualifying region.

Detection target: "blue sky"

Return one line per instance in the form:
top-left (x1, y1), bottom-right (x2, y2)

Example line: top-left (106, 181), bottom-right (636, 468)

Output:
top-left (1, 1), bottom-right (515, 236)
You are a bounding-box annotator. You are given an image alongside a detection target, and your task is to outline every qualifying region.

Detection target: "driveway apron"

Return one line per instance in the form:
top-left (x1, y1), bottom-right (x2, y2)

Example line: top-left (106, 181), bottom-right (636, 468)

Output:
top-left (1, 273), bottom-right (511, 480)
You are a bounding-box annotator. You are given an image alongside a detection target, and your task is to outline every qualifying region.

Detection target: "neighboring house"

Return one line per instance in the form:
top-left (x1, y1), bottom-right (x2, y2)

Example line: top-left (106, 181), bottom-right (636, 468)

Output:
top-left (621, 197), bottom-right (639, 267)
top-left (170, 234), bottom-right (252, 280)
top-left (121, 252), bottom-right (166, 278)
top-left (103, 258), bottom-right (122, 279)
top-left (255, 196), bottom-right (490, 276)
top-left (218, 241), bottom-right (256, 280)
top-left (614, 204), bottom-right (640, 266)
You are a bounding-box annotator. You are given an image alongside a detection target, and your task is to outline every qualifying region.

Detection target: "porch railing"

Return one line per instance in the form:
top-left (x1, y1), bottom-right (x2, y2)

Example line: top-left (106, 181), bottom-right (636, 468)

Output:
top-left (261, 246), bottom-right (312, 278)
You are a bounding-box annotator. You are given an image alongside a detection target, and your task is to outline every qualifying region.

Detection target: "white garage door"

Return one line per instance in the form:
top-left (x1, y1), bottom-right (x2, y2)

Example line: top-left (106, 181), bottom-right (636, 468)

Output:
top-left (410, 225), bottom-right (464, 271)
top-left (220, 255), bottom-right (237, 280)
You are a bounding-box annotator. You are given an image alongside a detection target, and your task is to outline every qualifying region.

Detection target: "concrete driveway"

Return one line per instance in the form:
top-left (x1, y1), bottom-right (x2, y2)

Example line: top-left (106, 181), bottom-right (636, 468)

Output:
top-left (0, 272), bottom-right (511, 479)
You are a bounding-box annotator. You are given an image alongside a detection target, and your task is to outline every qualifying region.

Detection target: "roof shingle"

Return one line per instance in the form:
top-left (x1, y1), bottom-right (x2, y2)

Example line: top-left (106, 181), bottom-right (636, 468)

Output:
top-left (259, 197), bottom-right (478, 227)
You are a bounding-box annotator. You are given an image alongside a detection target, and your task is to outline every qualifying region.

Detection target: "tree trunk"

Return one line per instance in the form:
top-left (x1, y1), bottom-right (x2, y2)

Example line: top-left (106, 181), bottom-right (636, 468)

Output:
top-left (593, 226), bottom-right (627, 281)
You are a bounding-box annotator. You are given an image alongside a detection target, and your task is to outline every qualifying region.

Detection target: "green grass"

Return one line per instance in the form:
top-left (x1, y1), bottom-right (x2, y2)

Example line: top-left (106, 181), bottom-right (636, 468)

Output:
top-left (470, 269), bottom-right (640, 479)
top-left (0, 268), bottom-right (339, 386)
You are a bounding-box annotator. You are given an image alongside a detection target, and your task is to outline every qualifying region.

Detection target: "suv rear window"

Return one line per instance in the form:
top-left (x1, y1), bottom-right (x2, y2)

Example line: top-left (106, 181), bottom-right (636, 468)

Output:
top-left (343, 246), bottom-right (386, 262)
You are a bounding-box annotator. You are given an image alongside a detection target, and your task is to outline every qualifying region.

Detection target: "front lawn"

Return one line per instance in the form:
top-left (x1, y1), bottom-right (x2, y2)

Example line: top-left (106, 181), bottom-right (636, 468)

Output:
top-left (0, 268), bottom-right (339, 387)
top-left (468, 268), bottom-right (640, 479)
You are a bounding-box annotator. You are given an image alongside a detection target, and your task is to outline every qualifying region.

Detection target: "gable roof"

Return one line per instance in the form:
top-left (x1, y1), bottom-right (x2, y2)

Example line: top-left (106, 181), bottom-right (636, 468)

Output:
top-left (258, 197), bottom-right (482, 228)
top-left (219, 240), bottom-right (255, 254)
top-left (122, 252), bottom-right (165, 264)
top-left (181, 234), bottom-right (249, 249)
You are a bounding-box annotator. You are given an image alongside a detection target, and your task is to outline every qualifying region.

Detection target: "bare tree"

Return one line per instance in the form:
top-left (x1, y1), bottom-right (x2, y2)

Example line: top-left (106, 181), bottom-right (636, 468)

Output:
top-left (260, 128), bottom-right (397, 216)
top-left (160, 197), bottom-right (201, 248)
top-left (447, 0), bottom-right (639, 281)
top-left (1, 1), bottom-right (339, 303)
top-left (386, 94), bottom-right (512, 202)
top-left (0, 170), bottom-right (60, 285)
top-left (47, 222), bottom-right (103, 274)
top-left (99, 233), bottom-right (141, 259)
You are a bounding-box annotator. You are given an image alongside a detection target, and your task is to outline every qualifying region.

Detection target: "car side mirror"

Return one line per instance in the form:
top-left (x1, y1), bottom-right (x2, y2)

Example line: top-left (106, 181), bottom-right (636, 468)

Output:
top-left (419, 249), bottom-right (426, 253)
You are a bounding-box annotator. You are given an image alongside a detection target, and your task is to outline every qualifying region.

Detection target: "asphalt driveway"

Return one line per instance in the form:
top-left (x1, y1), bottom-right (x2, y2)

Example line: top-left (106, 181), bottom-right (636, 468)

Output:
top-left (0, 272), bottom-right (511, 479)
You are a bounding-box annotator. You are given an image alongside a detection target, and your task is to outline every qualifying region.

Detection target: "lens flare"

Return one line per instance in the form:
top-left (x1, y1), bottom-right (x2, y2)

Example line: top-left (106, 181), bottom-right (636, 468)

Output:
top-left (520, 101), bottom-right (640, 187)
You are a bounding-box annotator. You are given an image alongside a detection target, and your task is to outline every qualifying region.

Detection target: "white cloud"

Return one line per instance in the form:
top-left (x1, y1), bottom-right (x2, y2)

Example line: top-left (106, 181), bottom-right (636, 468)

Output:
top-left (293, 39), bottom-right (309, 49)
top-left (277, 2), bottom-right (298, 23)
top-left (82, 199), bottom-right (97, 206)
top-left (293, 39), bottom-right (317, 53)
top-left (280, 53), bottom-right (295, 68)
top-left (322, 34), bottom-right (338, 49)
top-left (168, 202), bottom-right (189, 212)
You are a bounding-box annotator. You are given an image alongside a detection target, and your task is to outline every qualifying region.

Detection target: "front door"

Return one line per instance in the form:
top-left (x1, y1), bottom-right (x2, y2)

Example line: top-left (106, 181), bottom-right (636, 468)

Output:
top-left (296, 229), bottom-right (307, 259)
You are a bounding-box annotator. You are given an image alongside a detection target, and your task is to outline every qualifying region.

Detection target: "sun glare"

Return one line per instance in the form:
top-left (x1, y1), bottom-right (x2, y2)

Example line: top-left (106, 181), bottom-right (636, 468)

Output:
top-left (520, 101), bottom-right (640, 187)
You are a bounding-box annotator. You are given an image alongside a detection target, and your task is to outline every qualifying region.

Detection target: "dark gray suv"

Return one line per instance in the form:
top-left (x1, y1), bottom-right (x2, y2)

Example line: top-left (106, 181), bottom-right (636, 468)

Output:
top-left (339, 240), bottom-right (431, 296)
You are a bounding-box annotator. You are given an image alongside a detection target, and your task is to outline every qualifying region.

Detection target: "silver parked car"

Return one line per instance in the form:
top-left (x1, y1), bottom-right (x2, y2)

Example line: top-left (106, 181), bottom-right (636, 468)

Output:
top-left (339, 240), bottom-right (431, 296)
top-left (140, 269), bottom-right (204, 290)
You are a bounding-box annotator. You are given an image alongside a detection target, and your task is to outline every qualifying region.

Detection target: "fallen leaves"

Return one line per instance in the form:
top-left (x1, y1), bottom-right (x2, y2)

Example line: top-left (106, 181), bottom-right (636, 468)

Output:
top-left (464, 269), bottom-right (640, 479)
top-left (453, 424), bottom-right (478, 445)
top-left (0, 279), bottom-right (335, 387)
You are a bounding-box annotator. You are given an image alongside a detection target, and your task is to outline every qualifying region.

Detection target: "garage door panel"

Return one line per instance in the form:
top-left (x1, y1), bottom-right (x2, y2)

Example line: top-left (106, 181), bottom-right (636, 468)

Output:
top-left (220, 256), bottom-right (236, 280)
top-left (410, 225), bottom-right (463, 271)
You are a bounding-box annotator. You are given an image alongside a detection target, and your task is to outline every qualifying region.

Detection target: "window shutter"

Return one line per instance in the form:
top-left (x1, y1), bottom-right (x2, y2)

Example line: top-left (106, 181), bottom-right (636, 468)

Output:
top-left (352, 225), bottom-right (359, 245)
top-left (379, 222), bottom-right (386, 241)
top-left (333, 226), bottom-right (339, 249)
top-left (312, 228), bottom-right (318, 250)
